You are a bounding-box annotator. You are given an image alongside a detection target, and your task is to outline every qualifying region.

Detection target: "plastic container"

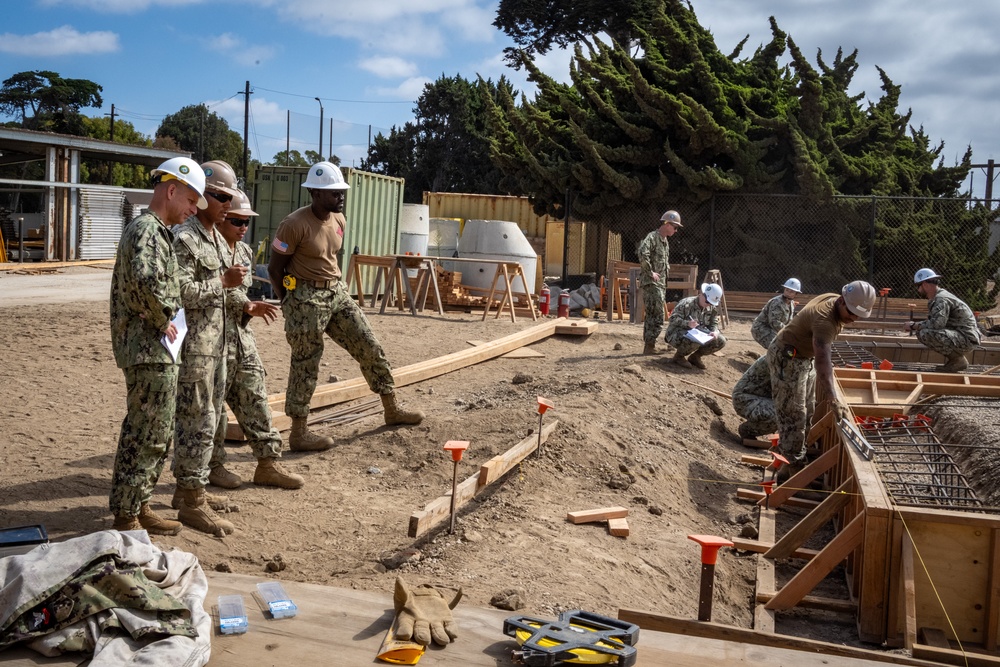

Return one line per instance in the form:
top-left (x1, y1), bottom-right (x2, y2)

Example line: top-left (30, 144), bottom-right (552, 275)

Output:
top-left (218, 595), bottom-right (249, 634)
top-left (257, 581), bottom-right (298, 618)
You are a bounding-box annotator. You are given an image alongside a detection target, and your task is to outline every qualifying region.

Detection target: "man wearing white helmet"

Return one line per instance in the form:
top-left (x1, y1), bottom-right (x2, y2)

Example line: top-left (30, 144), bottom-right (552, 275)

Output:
top-left (638, 210), bottom-right (682, 355)
top-left (767, 280), bottom-right (876, 471)
top-left (108, 156), bottom-right (206, 535)
top-left (268, 162), bottom-right (424, 451)
top-left (752, 278), bottom-right (801, 349)
top-left (171, 160), bottom-right (247, 536)
top-left (664, 282), bottom-right (727, 369)
top-left (905, 268), bottom-right (980, 372)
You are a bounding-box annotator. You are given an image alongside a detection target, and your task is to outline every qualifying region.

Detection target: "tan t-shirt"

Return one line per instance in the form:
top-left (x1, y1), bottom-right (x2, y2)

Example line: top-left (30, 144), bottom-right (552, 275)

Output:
top-left (775, 293), bottom-right (842, 358)
top-left (271, 205), bottom-right (345, 282)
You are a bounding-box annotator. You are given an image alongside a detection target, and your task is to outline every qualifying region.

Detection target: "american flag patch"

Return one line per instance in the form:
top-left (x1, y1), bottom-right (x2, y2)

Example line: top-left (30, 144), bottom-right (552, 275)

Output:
top-left (272, 237), bottom-right (289, 253)
top-left (337, 227), bottom-right (344, 237)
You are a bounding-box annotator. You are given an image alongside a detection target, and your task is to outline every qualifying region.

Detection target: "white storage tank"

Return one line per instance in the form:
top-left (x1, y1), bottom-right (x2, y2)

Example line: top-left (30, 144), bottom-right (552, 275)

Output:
top-left (456, 219), bottom-right (537, 296)
top-left (399, 203), bottom-right (429, 256)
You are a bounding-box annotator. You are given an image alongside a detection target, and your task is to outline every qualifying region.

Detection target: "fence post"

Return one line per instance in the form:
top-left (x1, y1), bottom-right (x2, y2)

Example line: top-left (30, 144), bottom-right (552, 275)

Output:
top-left (708, 195), bottom-right (716, 270)
top-left (868, 196), bottom-right (876, 284)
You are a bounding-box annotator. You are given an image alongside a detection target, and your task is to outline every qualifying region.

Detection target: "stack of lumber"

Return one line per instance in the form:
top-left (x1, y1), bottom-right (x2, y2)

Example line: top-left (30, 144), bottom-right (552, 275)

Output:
top-left (567, 506), bottom-right (630, 538)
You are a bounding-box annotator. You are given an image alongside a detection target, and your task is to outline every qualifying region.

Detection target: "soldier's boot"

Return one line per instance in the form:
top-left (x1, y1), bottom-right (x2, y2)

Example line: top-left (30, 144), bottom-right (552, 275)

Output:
top-left (112, 514), bottom-right (142, 531)
top-left (737, 422), bottom-right (756, 441)
top-left (642, 342), bottom-right (659, 355)
top-left (382, 392), bottom-right (424, 426)
top-left (672, 351), bottom-right (692, 368)
top-left (289, 416), bottom-right (334, 452)
top-left (253, 457), bottom-right (305, 489)
top-left (941, 354), bottom-right (969, 373)
top-left (138, 503), bottom-right (182, 536)
top-left (775, 461), bottom-right (804, 485)
top-left (689, 350), bottom-right (708, 369)
top-left (177, 487), bottom-right (235, 537)
top-left (171, 488), bottom-right (230, 511)
top-left (208, 465), bottom-right (243, 489)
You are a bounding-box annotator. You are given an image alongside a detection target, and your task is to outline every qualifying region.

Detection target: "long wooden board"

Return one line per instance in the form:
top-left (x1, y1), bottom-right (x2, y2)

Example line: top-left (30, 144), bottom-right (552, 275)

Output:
top-left (478, 421), bottom-right (559, 489)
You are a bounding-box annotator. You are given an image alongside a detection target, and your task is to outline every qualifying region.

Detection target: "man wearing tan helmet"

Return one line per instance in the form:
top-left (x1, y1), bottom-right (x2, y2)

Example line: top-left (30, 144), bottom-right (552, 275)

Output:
top-left (766, 280), bottom-right (875, 472)
top-left (171, 160), bottom-right (247, 536)
top-left (638, 209), bottom-right (682, 355)
top-left (209, 190), bottom-right (304, 490)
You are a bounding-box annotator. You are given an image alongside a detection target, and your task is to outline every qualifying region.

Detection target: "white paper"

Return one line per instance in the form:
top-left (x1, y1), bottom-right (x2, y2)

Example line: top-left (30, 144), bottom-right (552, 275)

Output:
top-left (684, 327), bottom-right (714, 345)
top-left (161, 308), bottom-right (187, 362)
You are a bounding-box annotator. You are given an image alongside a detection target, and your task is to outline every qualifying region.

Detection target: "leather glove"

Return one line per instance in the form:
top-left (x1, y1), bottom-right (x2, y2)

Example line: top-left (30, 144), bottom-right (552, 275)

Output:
top-left (393, 576), bottom-right (463, 646)
top-left (832, 401), bottom-right (848, 423)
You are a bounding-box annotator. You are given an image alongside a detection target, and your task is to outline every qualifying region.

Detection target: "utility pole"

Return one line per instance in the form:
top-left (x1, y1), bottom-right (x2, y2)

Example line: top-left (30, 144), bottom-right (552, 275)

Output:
top-left (105, 104), bottom-right (116, 185)
top-left (242, 81), bottom-right (251, 185)
top-left (328, 117), bottom-right (333, 162)
top-left (970, 160), bottom-right (997, 204)
top-left (315, 97), bottom-right (324, 161)
top-left (285, 110), bottom-right (290, 166)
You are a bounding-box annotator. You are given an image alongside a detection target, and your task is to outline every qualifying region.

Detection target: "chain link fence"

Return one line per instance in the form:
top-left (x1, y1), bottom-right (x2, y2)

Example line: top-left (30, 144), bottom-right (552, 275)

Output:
top-left (593, 194), bottom-right (1000, 311)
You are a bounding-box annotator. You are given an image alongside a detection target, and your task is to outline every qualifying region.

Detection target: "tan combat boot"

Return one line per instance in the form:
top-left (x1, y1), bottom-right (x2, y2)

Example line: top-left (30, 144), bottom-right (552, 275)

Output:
top-left (171, 488), bottom-right (230, 511)
top-left (177, 487), bottom-right (235, 537)
top-left (208, 465), bottom-right (242, 489)
top-left (253, 457), bottom-right (304, 489)
top-left (672, 351), bottom-right (692, 368)
top-left (112, 514), bottom-right (142, 531)
top-left (940, 354), bottom-right (969, 373)
top-left (689, 350), bottom-right (707, 369)
top-left (642, 342), bottom-right (659, 355)
top-left (382, 392), bottom-right (424, 426)
top-left (138, 503), bottom-right (182, 536)
top-left (289, 416), bottom-right (334, 451)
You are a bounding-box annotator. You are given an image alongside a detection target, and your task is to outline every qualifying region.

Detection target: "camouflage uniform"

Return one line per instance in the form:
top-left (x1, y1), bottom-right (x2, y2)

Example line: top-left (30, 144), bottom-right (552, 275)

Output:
top-left (211, 240), bottom-right (282, 465)
top-left (637, 229), bottom-right (670, 344)
top-left (766, 338), bottom-right (820, 463)
top-left (733, 355), bottom-right (815, 439)
top-left (917, 288), bottom-right (981, 357)
top-left (282, 281), bottom-right (394, 418)
top-left (108, 211), bottom-right (181, 518)
top-left (172, 217), bottom-right (227, 490)
top-left (751, 294), bottom-right (794, 350)
top-left (665, 295), bottom-right (727, 357)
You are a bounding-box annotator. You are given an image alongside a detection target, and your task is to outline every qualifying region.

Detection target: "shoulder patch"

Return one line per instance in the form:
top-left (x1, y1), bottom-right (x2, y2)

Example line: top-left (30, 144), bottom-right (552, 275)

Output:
top-left (272, 237), bottom-right (289, 253)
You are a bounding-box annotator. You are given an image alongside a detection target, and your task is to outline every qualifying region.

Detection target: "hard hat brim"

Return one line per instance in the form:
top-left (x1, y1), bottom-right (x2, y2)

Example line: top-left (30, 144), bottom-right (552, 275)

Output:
top-left (302, 183), bottom-right (351, 191)
top-left (209, 184), bottom-right (242, 198)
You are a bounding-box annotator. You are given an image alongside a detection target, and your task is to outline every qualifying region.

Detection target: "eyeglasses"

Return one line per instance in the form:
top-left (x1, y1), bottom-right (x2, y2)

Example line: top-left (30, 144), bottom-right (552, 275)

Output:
top-left (206, 191), bottom-right (233, 204)
top-left (227, 218), bottom-right (250, 227)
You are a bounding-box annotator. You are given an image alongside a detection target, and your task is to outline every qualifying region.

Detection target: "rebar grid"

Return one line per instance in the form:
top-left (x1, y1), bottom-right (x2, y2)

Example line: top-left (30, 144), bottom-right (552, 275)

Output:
top-left (831, 342), bottom-right (882, 368)
top-left (858, 416), bottom-right (984, 511)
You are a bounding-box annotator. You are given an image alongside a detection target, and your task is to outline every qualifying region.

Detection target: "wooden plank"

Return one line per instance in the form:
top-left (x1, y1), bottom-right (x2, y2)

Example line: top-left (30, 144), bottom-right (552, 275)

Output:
top-left (731, 537), bottom-right (819, 560)
top-left (755, 591), bottom-right (857, 614)
top-left (737, 487), bottom-right (819, 511)
top-left (554, 319), bottom-right (599, 335)
top-left (477, 421), bottom-right (559, 489)
top-left (912, 644), bottom-right (1000, 667)
top-left (902, 532), bottom-right (917, 650)
top-left (616, 610), bottom-right (946, 667)
top-left (762, 445), bottom-right (839, 509)
top-left (987, 529), bottom-right (1000, 650)
top-left (920, 628), bottom-right (951, 648)
top-left (741, 454), bottom-right (773, 468)
top-left (742, 437), bottom-right (774, 450)
top-left (408, 471), bottom-right (480, 538)
top-left (765, 512), bottom-right (865, 610)
top-left (566, 507), bottom-right (628, 524)
top-left (466, 340), bottom-right (544, 358)
top-left (608, 517), bottom-right (629, 537)
top-left (755, 508), bottom-right (776, 632)
top-left (765, 478), bottom-right (854, 560)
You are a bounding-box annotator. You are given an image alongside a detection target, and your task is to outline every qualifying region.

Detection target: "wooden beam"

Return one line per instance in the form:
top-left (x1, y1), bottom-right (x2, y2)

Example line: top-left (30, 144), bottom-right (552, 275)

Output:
top-left (615, 610), bottom-right (945, 667)
top-left (554, 319), bottom-right (599, 335)
top-left (765, 512), bottom-right (865, 610)
top-left (987, 529), bottom-right (1000, 651)
top-left (902, 532), bottom-right (917, 650)
top-left (731, 537), bottom-right (819, 560)
top-left (765, 478), bottom-right (854, 560)
top-left (477, 421), bottom-right (558, 489)
top-left (736, 487), bottom-right (819, 511)
top-left (755, 591), bottom-right (857, 614)
top-left (761, 445), bottom-right (840, 509)
top-left (566, 507), bottom-right (628, 524)
top-left (608, 517), bottom-right (629, 537)
top-left (912, 644), bottom-right (1000, 667)
top-left (755, 508), bottom-right (776, 632)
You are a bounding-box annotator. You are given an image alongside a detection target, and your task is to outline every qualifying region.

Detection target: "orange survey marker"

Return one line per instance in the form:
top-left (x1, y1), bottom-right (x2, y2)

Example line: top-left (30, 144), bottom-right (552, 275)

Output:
top-left (535, 396), bottom-right (554, 457)
top-left (687, 535), bottom-right (734, 622)
top-left (443, 440), bottom-right (469, 535)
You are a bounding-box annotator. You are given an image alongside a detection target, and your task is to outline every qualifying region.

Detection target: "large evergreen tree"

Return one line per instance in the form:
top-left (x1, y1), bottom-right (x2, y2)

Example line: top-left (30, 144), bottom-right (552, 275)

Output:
top-left (156, 104), bottom-right (246, 173)
top-left (0, 70), bottom-right (103, 135)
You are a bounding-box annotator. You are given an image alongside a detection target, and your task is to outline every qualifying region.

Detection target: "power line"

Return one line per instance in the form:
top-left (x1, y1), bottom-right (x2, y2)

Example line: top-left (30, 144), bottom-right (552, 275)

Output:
top-left (254, 85), bottom-right (411, 105)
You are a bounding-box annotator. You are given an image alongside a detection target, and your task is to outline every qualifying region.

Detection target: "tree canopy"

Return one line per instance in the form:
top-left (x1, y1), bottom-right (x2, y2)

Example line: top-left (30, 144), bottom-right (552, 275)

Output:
top-left (79, 115), bottom-right (152, 188)
top-left (156, 104), bottom-right (246, 175)
top-left (0, 70), bottom-right (103, 134)
top-left (268, 149), bottom-right (334, 167)
top-left (362, 75), bottom-right (514, 202)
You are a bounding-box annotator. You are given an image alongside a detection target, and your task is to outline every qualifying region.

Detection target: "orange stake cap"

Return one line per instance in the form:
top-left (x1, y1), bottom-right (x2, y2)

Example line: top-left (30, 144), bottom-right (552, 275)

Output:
top-left (861, 361), bottom-right (873, 369)
top-left (537, 396), bottom-right (554, 415)
top-left (761, 480), bottom-right (776, 496)
top-left (443, 440), bottom-right (469, 462)
top-left (688, 535), bottom-right (734, 565)
top-left (879, 288), bottom-right (891, 296)
top-left (879, 359), bottom-right (894, 371)
top-left (769, 451), bottom-right (790, 468)
top-left (768, 435), bottom-right (779, 449)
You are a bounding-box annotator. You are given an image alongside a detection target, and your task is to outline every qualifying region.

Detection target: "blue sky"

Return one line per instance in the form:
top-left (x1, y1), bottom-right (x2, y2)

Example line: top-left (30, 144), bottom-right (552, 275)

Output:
top-left (2, 0), bottom-right (998, 197)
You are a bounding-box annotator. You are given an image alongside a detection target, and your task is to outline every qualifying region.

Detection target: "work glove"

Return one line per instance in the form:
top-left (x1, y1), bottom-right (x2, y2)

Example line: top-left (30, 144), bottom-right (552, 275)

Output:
top-left (393, 576), bottom-right (463, 647)
top-left (831, 401), bottom-right (849, 423)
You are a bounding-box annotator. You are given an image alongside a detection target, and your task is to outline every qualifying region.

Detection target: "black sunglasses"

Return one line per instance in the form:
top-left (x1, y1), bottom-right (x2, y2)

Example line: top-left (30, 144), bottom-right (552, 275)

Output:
top-left (206, 191), bottom-right (234, 203)
top-left (227, 218), bottom-right (250, 227)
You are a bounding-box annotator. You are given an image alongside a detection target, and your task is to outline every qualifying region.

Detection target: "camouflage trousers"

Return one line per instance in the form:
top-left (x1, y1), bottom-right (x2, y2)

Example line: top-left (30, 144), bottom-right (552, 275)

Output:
top-left (642, 284), bottom-right (666, 344)
top-left (211, 352), bottom-right (282, 466)
top-left (668, 331), bottom-right (728, 358)
top-left (917, 328), bottom-right (977, 358)
top-left (732, 394), bottom-right (778, 438)
top-left (766, 341), bottom-right (817, 463)
top-left (282, 281), bottom-right (393, 418)
top-left (173, 354), bottom-right (225, 489)
top-left (109, 363), bottom-right (178, 517)
top-left (751, 322), bottom-right (778, 351)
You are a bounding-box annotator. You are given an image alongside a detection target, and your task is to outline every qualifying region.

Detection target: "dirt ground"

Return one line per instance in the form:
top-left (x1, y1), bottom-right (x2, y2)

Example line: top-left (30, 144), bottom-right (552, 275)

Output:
top-left (0, 266), bottom-right (917, 650)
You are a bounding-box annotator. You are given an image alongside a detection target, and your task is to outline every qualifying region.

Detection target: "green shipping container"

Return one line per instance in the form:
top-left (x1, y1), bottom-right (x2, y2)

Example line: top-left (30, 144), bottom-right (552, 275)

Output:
top-left (251, 166), bottom-right (404, 296)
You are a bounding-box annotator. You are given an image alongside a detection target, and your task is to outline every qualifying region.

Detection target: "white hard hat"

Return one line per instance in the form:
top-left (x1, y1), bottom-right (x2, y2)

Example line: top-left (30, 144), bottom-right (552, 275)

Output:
top-left (229, 190), bottom-right (258, 217)
top-left (842, 280), bottom-right (876, 318)
top-left (151, 157), bottom-right (207, 209)
top-left (782, 278), bottom-right (802, 292)
top-left (302, 161), bottom-right (350, 190)
top-left (660, 210), bottom-right (682, 227)
top-left (914, 268), bottom-right (941, 284)
top-left (701, 282), bottom-right (723, 306)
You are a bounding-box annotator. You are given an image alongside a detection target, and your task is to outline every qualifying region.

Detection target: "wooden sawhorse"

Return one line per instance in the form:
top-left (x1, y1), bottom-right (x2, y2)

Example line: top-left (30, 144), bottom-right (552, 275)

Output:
top-left (481, 262), bottom-right (537, 323)
top-left (379, 255), bottom-right (445, 316)
top-left (345, 254), bottom-right (397, 308)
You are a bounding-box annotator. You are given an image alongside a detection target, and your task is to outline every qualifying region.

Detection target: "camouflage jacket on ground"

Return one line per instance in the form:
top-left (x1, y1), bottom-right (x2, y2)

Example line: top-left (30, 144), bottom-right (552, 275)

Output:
top-left (110, 211), bottom-right (181, 369)
top-left (637, 229), bottom-right (669, 288)
top-left (752, 294), bottom-right (794, 337)
top-left (173, 217), bottom-right (227, 358)
top-left (219, 240), bottom-right (259, 365)
top-left (666, 295), bottom-right (720, 340)
top-left (923, 288), bottom-right (981, 344)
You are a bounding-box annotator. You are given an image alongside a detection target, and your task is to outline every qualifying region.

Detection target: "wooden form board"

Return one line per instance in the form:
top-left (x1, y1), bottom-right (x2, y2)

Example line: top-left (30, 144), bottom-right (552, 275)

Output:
top-left (837, 336), bottom-right (1000, 367)
top-left (834, 367), bottom-right (1000, 416)
top-left (724, 291), bottom-right (929, 319)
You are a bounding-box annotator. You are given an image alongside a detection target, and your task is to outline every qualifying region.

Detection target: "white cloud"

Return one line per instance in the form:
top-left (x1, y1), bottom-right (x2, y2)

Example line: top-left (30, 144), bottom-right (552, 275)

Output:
top-left (358, 56), bottom-right (418, 79)
top-left (38, 0), bottom-right (203, 11)
top-left (0, 25), bottom-right (119, 56)
top-left (373, 76), bottom-right (432, 100)
top-left (208, 96), bottom-right (286, 128)
top-left (205, 33), bottom-right (277, 67)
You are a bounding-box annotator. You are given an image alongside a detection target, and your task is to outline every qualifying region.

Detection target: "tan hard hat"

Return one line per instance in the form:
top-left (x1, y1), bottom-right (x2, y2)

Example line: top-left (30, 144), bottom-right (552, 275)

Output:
top-left (842, 280), bottom-right (876, 318)
top-left (229, 190), bottom-right (258, 218)
top-left (200, 160), bottom-right (241, 197)
top-left (660, 210), bottom-right (682, 227)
